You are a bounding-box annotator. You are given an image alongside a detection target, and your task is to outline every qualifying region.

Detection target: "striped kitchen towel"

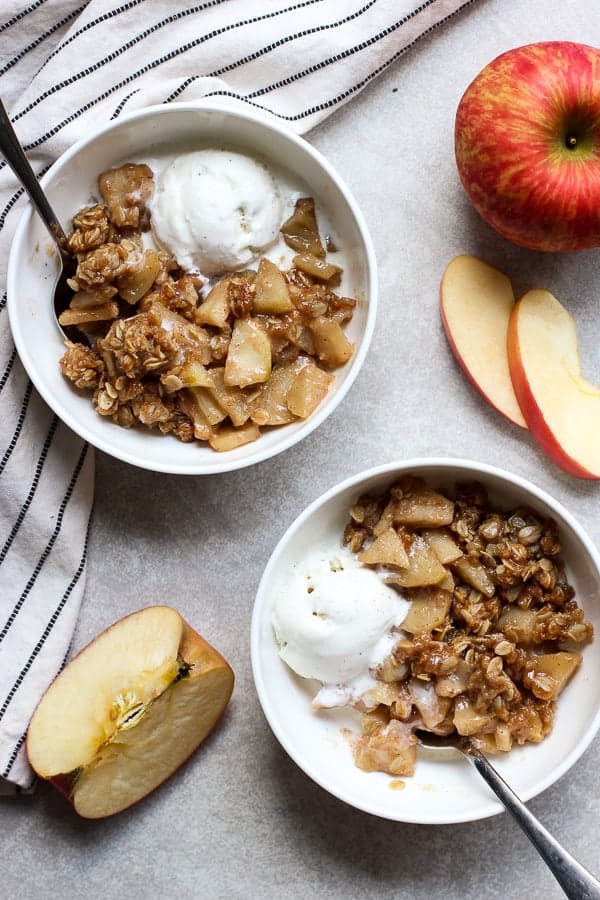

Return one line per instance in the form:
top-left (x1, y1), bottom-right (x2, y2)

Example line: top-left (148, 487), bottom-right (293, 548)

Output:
top-left (0, 0), bottom-right (476, 793)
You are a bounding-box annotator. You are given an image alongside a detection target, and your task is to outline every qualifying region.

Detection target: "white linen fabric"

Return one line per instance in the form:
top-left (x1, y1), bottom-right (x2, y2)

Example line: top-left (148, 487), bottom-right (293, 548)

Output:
top-left (0, 0), bottom-right (476, 793)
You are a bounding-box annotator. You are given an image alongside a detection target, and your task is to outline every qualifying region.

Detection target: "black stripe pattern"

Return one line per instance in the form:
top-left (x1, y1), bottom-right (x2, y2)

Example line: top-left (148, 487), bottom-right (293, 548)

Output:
top-left (0, 3), bottom-right (86, 78)
top-left (0, 0), bottom-right (48, 33)
top-left (0, 379), bottom-right (33, 476)
top-left (0, 443), bottom-right (90, 719)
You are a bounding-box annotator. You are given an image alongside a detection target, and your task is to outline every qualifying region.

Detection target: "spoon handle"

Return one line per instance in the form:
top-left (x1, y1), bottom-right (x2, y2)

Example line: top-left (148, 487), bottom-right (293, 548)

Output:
top-left (465, 748), bottom-right (600, 899)
top-left (0, 98), bottom-right (70, 256)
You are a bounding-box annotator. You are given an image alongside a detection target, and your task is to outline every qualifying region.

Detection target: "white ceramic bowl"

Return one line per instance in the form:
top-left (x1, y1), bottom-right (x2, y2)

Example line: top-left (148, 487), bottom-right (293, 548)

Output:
top-left (251, 458), bottom-right (600, 824)
top-left (7, 101), bottom-right (376, 474)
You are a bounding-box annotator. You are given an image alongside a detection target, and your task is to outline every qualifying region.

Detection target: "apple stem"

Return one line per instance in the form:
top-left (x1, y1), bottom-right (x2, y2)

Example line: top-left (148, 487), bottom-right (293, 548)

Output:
top-left (566, 135), bottom-right (577, 149)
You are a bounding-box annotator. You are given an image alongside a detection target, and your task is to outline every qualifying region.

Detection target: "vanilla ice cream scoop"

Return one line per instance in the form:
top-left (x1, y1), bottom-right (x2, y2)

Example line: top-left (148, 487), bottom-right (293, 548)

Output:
top-left (151, 149), bottom-right (284, 276)
top-left (272, 547), bottom-right (409, 685)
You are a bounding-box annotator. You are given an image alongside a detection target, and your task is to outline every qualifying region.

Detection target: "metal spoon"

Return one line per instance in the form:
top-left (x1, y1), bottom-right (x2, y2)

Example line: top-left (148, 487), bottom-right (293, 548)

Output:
top-left (416, 730), bottom-right (600, 899)
top-left (0, 97), bottom-right (81, 343)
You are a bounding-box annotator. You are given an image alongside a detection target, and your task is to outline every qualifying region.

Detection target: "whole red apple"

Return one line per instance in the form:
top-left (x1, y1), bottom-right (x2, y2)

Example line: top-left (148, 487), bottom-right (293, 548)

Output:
top-left (455, 41), bottom-right (600, 252)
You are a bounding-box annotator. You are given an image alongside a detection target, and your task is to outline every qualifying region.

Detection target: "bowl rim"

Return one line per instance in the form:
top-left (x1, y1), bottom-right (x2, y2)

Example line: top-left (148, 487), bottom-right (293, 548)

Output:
top-left (251, 456), bottom-right (600, 823)
top-left (7, 99), bottom-right (377, 475)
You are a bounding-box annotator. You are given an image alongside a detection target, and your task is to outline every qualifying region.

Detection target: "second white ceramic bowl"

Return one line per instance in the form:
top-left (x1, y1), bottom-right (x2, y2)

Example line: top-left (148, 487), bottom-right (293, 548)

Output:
top-left (8, 100), bottom-right (376, 474)
top-left (251, 458), bottom-right (600, 824)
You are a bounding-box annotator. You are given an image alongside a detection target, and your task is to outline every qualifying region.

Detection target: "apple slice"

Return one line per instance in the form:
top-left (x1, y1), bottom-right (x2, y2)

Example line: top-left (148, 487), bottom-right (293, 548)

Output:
top-left (508, 288), bottom-right (600, 479)
top-left (440, 255), bottom-right (527, 428)
top-left (26, 606), bottom-right (234, 819)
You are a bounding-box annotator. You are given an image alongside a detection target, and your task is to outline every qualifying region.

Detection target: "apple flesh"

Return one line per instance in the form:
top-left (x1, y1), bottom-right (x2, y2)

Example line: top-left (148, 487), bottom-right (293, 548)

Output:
top-left (507, 288), bottom-right (600, 479)
top-left (440, 255), bottom-right (526, 428)
top-left (26, 606), bottom-right (234, 818)
top-left (455, 41), bottom-right (600, 251)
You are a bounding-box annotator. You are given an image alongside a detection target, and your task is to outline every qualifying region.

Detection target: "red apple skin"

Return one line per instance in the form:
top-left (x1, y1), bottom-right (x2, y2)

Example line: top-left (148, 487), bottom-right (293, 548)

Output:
top-left (440, 301), bottom-right (523, 427)
top-left (455, 42), bottom-right (600, 252)
top-left (47, 772), bottom-right (75, 801)
top-left (507, 302), bottom-right (598, 479)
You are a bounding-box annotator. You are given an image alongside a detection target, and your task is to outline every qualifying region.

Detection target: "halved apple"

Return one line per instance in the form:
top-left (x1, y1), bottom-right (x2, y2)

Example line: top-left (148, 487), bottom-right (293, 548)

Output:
top-left (440, 255), bottom-right (527, 428)
top-left (26, 606), bottom-right (234, 818)
top-left (507, 289), bottom-right (600, 479)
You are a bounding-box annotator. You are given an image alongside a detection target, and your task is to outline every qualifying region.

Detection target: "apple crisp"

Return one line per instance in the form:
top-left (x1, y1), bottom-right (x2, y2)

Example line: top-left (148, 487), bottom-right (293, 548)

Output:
top-left (342, 477), bottom-right (593, 777)
top-left (59, 163), bottom-right (356, 451)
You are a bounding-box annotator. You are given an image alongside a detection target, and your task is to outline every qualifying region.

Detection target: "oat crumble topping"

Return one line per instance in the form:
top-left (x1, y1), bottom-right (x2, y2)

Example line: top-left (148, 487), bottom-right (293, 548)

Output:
top-left (341, 477), bottom-right (593, 777)
top-left (58, 164), bottom-right (356, 452)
